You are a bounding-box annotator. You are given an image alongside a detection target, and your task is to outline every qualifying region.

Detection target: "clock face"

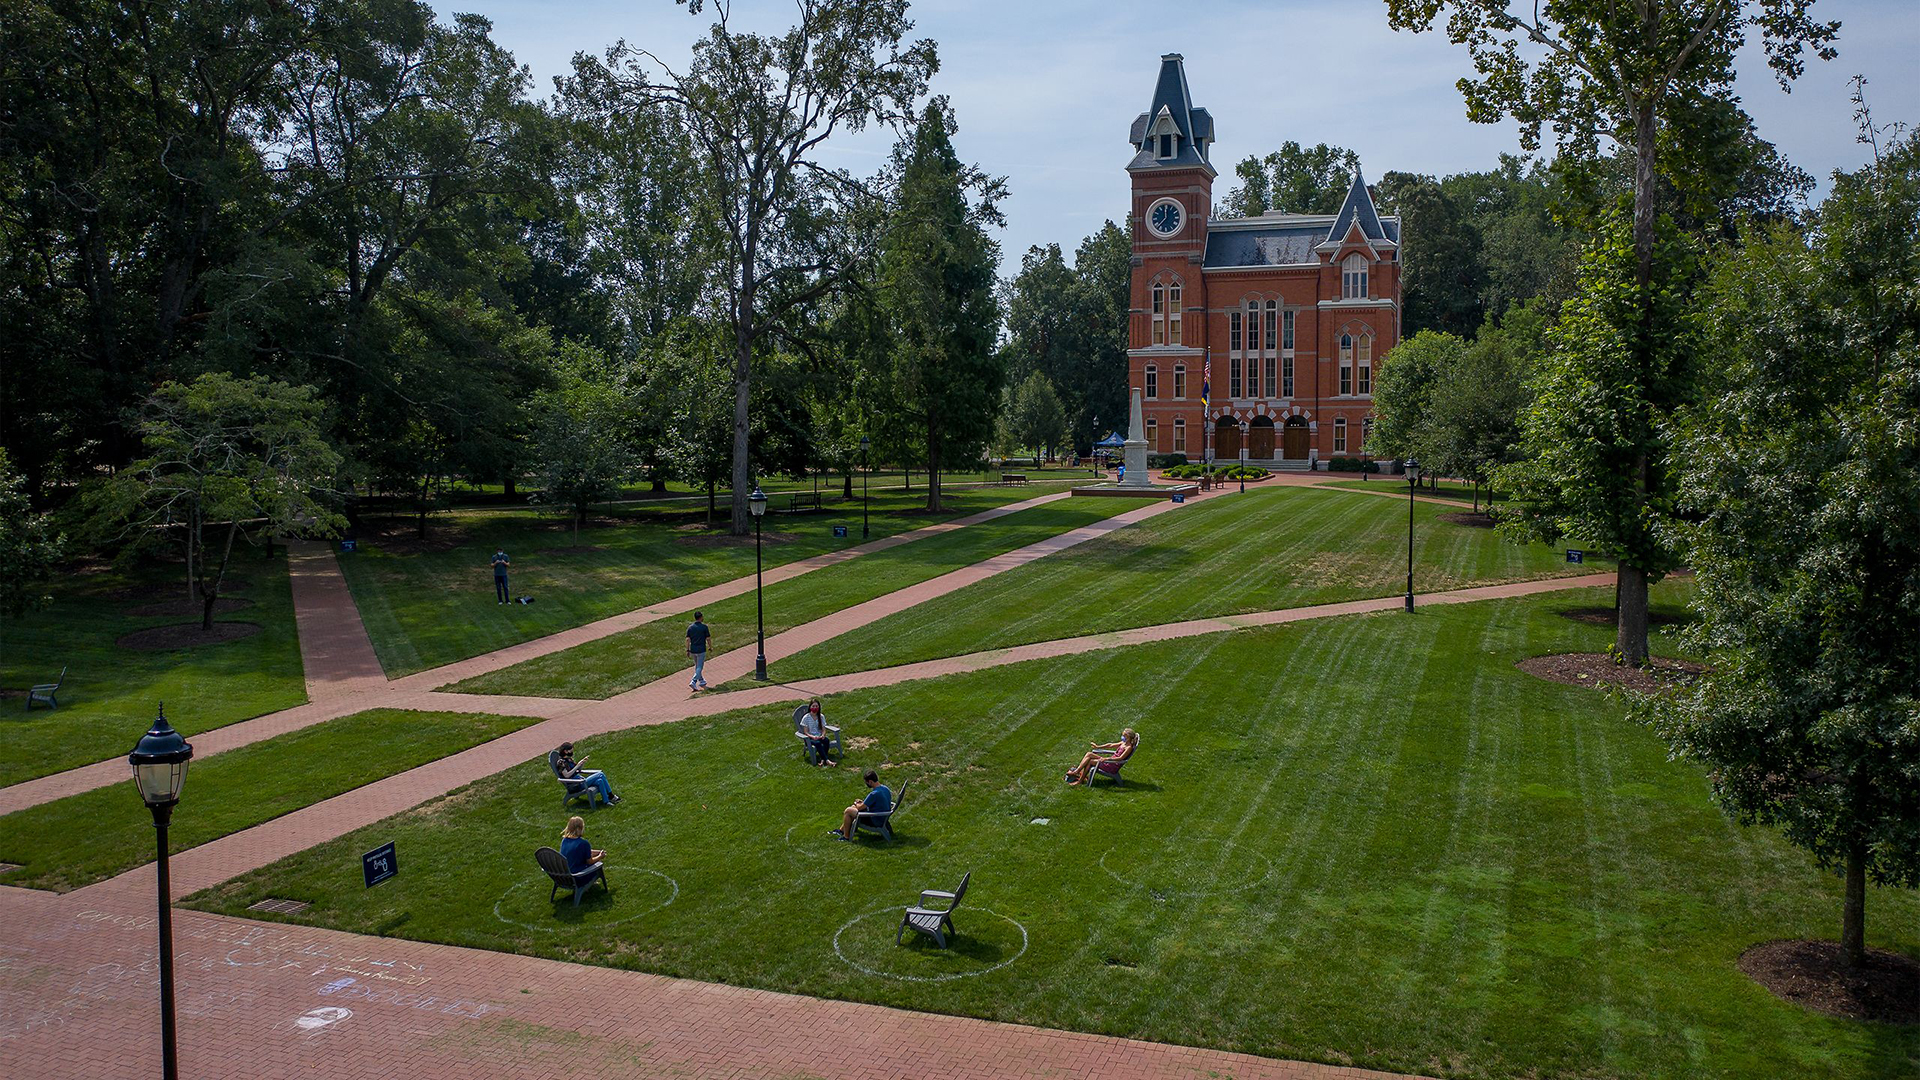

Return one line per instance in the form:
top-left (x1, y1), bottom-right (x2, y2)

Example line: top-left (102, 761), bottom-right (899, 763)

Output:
top-left (1148, 198), bottom-right (1183, 237)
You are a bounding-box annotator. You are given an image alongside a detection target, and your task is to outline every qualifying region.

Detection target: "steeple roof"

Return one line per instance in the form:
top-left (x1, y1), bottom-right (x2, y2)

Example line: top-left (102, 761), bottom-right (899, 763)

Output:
top-left (1326, 170), bottom-right (1388, 243)
top-left (1127, 54), bottom-right (1215, 175)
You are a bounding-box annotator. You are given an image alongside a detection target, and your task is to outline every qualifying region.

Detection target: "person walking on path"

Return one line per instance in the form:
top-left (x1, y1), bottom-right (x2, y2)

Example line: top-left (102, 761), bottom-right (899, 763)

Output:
top-left (686, 611), bottom-right (712, 690)
top-left (491, 549), bottom-right (512, 604)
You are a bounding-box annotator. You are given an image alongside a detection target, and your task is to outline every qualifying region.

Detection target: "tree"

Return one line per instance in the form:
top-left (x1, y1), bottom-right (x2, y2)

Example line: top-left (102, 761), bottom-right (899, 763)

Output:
top-left (87, 374), bottom-right (344, 629)
top-left (0, 449), bottom-right (64, 618)
top-left (876, 101), bottom-right (1005, 512)
top-left (1650, 125), bottom-right (1920, 969)
top-left (531, 345), bottom-right (634, 541)
top-left (1367, 330), bottom-right (1466, 463)
top-left (603, 0), bottom-right (935, 534)
top-left (1388, 0), bottom-right (1840, 661)
top-left (1422, 306), bottom-right (1543, 509)
top-left (1494, 213), bottom-right (1701, 658)
top-left (1220, 142), bottom-right (1360, 218)
top-left (1007, 371), bottom-right (1067, 466)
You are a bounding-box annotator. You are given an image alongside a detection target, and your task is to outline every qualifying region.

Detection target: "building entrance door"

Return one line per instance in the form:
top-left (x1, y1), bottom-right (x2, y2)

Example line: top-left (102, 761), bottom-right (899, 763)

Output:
top-left (1282, 417), bottom-right (1310, 459)
top-left (1249, 417), bottom-right (1275, 458)
top-left (1213, 417), bottom-right (1240, 462)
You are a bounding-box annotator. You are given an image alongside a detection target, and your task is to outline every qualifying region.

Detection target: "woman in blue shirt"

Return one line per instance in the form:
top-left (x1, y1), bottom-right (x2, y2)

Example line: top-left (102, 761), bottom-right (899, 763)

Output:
top-left (560, 816), bottom-right (603, 872)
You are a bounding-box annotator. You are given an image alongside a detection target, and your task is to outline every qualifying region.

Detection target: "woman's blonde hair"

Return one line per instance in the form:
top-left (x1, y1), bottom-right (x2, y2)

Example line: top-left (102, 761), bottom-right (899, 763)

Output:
top-left (1122, 728), bottom-right (1138, 743)
top-left (564, 816), bottom-right (585, 838)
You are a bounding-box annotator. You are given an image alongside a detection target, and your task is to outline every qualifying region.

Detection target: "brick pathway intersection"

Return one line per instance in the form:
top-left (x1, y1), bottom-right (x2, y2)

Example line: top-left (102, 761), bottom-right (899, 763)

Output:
top-left (0, 479), bottom-right (1606, 1079)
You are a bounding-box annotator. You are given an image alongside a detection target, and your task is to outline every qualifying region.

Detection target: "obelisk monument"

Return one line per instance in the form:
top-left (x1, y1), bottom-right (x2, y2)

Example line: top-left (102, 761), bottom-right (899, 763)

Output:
top-left (1118, 387), bottom-right (1152, 488)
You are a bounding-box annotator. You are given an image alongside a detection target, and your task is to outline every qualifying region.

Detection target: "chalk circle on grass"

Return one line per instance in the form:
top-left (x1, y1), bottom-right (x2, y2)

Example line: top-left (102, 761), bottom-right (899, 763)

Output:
top-left (832, 906), bottom-right (1028, 983)
top-left (1098, 838), bottom-right (1275, 900)
top-left (491, 866), bottom-right (678, 933)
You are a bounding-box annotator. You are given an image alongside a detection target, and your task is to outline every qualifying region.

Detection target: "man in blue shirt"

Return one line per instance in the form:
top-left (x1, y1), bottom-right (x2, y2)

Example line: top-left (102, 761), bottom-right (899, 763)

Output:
top-left (686, 611), bottom-right (712, 690)
top-left (491, 549), bottom-right (511, 604)
top-left (830, 770), bottom-right (891, 840)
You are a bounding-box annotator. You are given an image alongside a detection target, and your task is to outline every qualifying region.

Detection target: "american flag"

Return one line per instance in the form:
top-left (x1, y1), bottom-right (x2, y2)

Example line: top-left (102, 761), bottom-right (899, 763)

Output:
top-left (1201, 356), bottom-right (1211, 409)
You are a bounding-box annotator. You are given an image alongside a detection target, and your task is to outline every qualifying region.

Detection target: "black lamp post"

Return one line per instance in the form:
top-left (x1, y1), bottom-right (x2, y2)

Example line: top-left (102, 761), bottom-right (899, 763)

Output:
top-left (750, 485), bottom-right (769, 680)
top-left (129, 705), bottom-right (193, 1080)
top-left (1238, 419), bottom-right (1249, 493)
top-left (1090, 416), bottom-right (1099, 476)
top-left (1404, 458), bottom-right (1421, 612)
top-left (859, 436), bottom-right (870, 540)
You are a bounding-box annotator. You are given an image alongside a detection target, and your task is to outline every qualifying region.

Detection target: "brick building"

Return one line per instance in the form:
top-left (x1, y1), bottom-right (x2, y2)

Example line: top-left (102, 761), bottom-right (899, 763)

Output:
top-left (1126, 53), bottom-right (1400, 468)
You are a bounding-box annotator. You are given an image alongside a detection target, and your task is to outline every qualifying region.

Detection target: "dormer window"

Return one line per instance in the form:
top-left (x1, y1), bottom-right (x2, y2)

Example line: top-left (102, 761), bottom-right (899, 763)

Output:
top-left (1158, 133), bottom-right (1173, 159)
top-left (1342, 254), bottom-right (1369, 299)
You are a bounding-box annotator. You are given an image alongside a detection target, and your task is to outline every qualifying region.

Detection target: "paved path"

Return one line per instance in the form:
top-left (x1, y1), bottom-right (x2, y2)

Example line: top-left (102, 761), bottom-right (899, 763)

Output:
top-left (286, 539), bottom-right (388, 699)
top-left (0, 884), bottom-right (1422, 1080)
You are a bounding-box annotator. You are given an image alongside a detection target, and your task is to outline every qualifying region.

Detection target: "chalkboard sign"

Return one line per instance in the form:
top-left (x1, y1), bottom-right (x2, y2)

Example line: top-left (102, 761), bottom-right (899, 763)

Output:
top-left (1565, 549), bottom-right (1585, 564)
top-left (362, 842), bottom-right (397, 888)
top-left (832, 525), bottom-right (848, 538)
top-left (1171, 493), bottom-right (1186, 503)
top-left (338, 539), bottom-right (357, 553)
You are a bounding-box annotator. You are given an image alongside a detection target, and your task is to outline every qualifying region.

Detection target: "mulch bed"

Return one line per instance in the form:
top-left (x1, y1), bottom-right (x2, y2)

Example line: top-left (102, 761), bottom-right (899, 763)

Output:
top-left (536, 546), bottom-right (606, 556)
top-left (1438, 511), bottom-right (1497, 528)
top-left (116, 622), bottom-right (262, 651)
top-left (1557, 606), bottom-right (1689, 627)
top-left (1515, 652), bottom-right (1706, 694)
top-left (124, 596), bottom-right (255, 618)
top-left (1739, 940), bottom-right (1920, 1024)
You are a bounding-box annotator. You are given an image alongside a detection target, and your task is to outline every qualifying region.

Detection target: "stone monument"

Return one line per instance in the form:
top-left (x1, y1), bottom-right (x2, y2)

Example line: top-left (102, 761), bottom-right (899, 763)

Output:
top-left (1118, 387), bottom-right (1153, 488)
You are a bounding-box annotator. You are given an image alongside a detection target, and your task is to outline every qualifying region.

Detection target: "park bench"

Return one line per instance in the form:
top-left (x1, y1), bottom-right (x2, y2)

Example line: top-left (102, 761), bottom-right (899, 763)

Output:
top-left (27, 667), bottom-right (66, 711)
top-left (1000, 473), bottom-right (1029, 485)
top-left (534, 846), bottom-right (608, 908)
top-left (854, 780), bottom-right (909, 842)
top-left (792, 704), bottom-right (842, 765)
top-left (897, 870), bottom-right (970, 948)
top-left (783, 491), bottom-right (823, 513)
top-left (547, 749), bottom-right (607, 810)
top-left (1088, 735), bottom-right (1137, 788)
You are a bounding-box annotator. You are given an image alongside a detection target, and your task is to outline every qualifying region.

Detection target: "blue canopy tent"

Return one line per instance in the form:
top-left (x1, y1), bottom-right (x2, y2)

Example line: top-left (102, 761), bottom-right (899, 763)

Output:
top-left (1093, 432), bottom-right (1126, 450)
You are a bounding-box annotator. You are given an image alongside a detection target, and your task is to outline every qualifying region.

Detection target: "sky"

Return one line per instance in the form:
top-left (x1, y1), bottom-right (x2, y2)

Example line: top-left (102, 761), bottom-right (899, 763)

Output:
top-left (435, 0), bottom-right (1919, 275)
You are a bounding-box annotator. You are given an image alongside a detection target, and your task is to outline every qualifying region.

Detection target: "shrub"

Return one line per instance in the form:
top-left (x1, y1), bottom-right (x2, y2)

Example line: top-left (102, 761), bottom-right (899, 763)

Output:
top-left (1147, 452), bottom-right (1188, 468)
top-left (1327, 456), bottom-right (1380, 473)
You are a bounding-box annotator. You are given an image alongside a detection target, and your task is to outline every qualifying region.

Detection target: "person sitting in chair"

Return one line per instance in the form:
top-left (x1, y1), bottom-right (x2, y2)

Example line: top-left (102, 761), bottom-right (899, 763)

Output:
top-left (560, 816), bottom-right (604, 872)
top-left (555, 741), bottom-right (619, 804)
top-left (829, 770), bottom-right (891, 840)
top-left (799, 699), bottom-right (833, 765)
top-left (1066, 728), bottom-right (1138, 785)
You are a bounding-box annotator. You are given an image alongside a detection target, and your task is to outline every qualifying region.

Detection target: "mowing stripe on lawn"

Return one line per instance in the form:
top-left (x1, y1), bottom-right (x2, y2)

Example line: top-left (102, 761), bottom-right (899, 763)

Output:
top-left (0, 708), bottom-right (540, 893)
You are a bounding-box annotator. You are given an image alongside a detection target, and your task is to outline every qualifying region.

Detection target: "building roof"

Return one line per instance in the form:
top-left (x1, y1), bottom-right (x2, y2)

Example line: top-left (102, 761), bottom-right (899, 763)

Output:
top-left (1203, 225), bottom-right (1325, 268)
top-left (1127, 54), bottom-right (1214, 175)
top-left (1326, 170), bottom-right (1394, 244)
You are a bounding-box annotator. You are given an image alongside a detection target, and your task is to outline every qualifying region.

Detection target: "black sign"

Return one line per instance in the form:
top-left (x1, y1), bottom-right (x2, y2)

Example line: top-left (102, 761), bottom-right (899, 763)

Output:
top-left (362, 842), bottom-right (397, 888)
top-left (1171, 493), bottom-right (1186, 503)
top-left (338, 539), bottom-right (357, 553)
top-left (832, 525), bottom-right (848, 538)
top-left (1565, 549), bottom-right (1584, 564)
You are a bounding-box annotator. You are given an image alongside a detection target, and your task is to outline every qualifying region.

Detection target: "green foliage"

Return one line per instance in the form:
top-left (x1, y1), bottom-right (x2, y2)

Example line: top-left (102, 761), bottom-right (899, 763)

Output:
top-left (530, 347), bottom-right (635, 539)
top-left (1649, 130), bottom-right (1920, 962)
top-left (1325, 457), bottom-right (1380, 474)
top-left (1369, 330), bottom-right (1467, 461)
top-left (1002, 222), bottom-right (1133, 453)
top-left (86, 373), bottom-right (345, 627)
top-left (1423, 305), bottom-right (1544, 490)
top-left (0, 449), bottom-right (64, 617)
top-left (1145, 452), bottom-right (1187, 469)
top-left (1005, 371), bottom-right (1068, 463)
top-left (876, 101), bottom-right (1005, 511)
top-left (1220, 141), bottom-right (1360, 217)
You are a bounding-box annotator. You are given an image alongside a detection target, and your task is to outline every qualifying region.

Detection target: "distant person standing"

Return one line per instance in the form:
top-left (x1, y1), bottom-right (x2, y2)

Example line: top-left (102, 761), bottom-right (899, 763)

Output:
top-left (491, 549), bottom-right (511, 604)
top-left (686, 611), bottom-right (711, 690)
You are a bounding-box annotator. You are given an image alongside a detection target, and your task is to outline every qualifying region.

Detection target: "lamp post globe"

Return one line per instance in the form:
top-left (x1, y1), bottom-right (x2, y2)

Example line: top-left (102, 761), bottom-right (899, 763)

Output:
top-left (129, 705), bottom-right (193, 1080)
top-left (1404, 458), bottom-right (1422, 612)
top-left (749, 486), bottom-right (769, 680)
top-left (858, 436), bottom-right (870, 540)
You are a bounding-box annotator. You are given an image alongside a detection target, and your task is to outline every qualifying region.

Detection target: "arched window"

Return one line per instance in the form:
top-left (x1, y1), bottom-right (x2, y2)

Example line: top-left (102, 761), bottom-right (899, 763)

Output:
top-left (1342, 253), bottom-right (1369, 299)
top-left (1228, 311), bottom-right (1243, 398)
top-left (1333, 416), bottom-right (1348, 453)
top-left (1144, 364), bottom-right (1158, 399)
top-left (1151, 283), bottom-right (1165, 346)
top-left (1281, 310), bottom-right (1295, 397)
top-left (1173, 364), bottom-right (1187, 399)
top-left (1168, 282), bottom-right (1182, 345)
top-left (1172, 417), bottom-right (1187, 453)
top-left (1151, 278), bottom-right (1182, 346)
top-left (1357, 335), bottom-right (1372, 395)
top-left (1339, 333), bottom-right (1354, 396)
top-left (1263, 300), bottom-right (1278, 396)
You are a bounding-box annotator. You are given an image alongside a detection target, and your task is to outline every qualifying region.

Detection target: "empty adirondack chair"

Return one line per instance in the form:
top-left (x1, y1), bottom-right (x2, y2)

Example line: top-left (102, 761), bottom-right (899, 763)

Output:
top-left (792, 704), bottom-right (842, 764)
top-left (26, 667), bottom-right (66, 711)
top-left (853, 781), bottom-right (909, 841)
top-left (535, 846), bottom-right (607, 907)
top-left (1089, 734), bottom-right (1138, 787)
top-left (548, 750), bottom-right (604, 810)
top-left (898, 871), bottom-right (970, 948)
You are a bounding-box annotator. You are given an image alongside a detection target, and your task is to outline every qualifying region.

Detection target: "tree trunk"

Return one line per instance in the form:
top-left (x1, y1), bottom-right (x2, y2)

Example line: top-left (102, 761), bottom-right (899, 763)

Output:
top-left (925, 419), bottom-right (943, 512)
top-left (201, 521), bottom-right (238, 631)
top-left (705, 478), bottom-right (716, 525)
top-left (651, 477), bottom-right (667, 494)
top-left (1842, 844), bottom-right (1867, 968)
top-left (842, 469), bottom-right (853, 499)
top-left (729, 256), bottom-right (757, 536)
top-left (503, 476), bottom-right (517, 497)
top-left (1617, 564), bottom-right (1650, 665)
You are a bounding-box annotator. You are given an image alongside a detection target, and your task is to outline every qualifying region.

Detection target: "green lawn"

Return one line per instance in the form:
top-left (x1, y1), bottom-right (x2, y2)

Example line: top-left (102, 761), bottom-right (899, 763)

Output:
top-left (0, 708), bottom-right (538, 892)
top-left (342, 484), bottom-right (1082, 677)
top-left (0, 553), bottom-right (307, 787)
top-left (187, 583), bottom-right (1917, 1078)
top-left (742, 484), bottom-right (1602, 687)
top-left (435, 466), bottom-right (1105, 508)
top-left (446, 496), bottom-right (1157, 699)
